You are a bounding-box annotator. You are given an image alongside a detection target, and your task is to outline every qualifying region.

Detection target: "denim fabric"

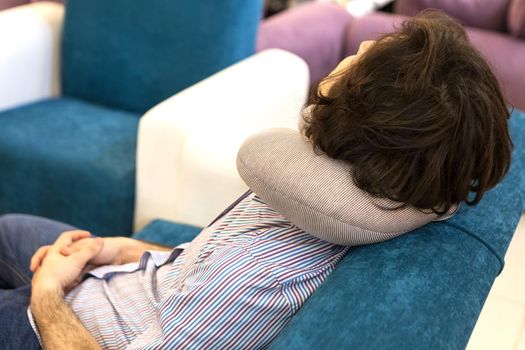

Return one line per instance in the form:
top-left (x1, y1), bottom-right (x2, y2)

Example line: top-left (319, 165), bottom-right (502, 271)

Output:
top-left (0, 214), bottom-right (75, 349)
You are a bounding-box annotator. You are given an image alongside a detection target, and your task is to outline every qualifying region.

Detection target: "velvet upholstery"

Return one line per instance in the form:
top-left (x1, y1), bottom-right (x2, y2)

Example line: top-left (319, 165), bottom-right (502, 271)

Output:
top-left (509, 0), bottom-right (525, 38)
top-left (0, 98), bottom-right (139, 236)
top-left (0, 0), bottom-right (26, 10)
top-left (394, 0), bottom-right (510, 31)
top-left (0, 0), bottom-right (59, 8)
top-left (0, 1), bottom-right (353, 87)
top-left (257, 3), bottom-right (352, 84)
top-left (61, 0), bottom-right (263, 114)
top-left (343, 12), bottom-right (525, 112)
top-left (135, 110), bottom-right (525, 348)
top-left (131, 219), bottom-right (203, 247)
top-left (0, 0), bottom-right (264, 236)
top-left (269, 109), bottom-right (525, 349)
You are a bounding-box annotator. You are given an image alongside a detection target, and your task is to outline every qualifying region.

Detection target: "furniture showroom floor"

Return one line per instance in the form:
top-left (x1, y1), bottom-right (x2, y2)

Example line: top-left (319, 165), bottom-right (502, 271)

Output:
top-left (467, 214), bottom-right (525, 350)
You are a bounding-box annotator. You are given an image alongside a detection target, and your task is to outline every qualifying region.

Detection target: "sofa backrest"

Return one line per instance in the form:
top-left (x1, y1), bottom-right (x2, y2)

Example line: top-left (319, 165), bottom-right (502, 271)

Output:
top-left (61, 0), bottom-right (263, 114)
top-left (270, 108), bottom-right (525, 349)
top-left (395, 0), bottom-right (511, 32)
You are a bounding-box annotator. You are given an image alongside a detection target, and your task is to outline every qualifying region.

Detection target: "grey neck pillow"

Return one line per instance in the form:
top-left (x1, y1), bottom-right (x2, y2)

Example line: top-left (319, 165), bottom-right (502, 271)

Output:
top-left (236, 128), bottom-right (457, 246)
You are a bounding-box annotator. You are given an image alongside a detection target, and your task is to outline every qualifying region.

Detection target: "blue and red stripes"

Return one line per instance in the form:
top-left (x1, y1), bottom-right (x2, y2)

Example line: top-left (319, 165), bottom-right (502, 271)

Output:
top-left (29, 193), bottom-right (349, 349)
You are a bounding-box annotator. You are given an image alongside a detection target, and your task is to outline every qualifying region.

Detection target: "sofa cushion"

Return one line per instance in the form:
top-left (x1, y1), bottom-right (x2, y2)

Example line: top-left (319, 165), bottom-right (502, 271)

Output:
top-left (132, 219), bottom-right (203, 247)
top-left (61, 0), bottom-right (263, 114)
top-left (0, 98), bottom-right (139, 236)
top-left (237, 128), bottom-right (456, 246)
top-left (270, 108), bottom-right (525, 348)
top-left (509, 0), bottom-right (525, 38)
top-left (395, 0), bottom-right (510, 32)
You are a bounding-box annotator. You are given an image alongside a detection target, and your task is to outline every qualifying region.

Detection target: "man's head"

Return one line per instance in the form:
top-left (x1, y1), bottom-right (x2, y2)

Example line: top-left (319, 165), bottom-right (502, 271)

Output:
top-left (301, 10), bottom-right (513, 214)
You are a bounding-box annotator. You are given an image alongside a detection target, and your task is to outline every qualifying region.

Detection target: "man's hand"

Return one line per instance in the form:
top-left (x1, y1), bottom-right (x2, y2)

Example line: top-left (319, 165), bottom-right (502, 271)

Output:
top-left (30, 236), bottom-right (124, 276)
top-left (30, 234), bottom-right (174, 284)
top-left (29, 230), bottom-right (103, 350)
top-left (31, 230), bottom-right (103, 297)
top-left (28, 232), bottom-right (173, 350)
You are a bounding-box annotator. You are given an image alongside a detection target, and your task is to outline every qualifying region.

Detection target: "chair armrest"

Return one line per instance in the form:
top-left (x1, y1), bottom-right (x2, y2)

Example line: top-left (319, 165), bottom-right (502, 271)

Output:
top-left (135, 49), bottom-right (309, 231)
top-left (0, 1), bottom-right (63, 111)
top-left (257, 3), bottom-right (352, 84)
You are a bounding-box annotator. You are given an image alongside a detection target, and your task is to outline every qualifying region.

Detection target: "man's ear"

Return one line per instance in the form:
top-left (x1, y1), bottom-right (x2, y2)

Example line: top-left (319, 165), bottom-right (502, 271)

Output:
top-left (317, 40), bottom-right (377, 97)
top-left (317, 55), bottom-right (355, 97)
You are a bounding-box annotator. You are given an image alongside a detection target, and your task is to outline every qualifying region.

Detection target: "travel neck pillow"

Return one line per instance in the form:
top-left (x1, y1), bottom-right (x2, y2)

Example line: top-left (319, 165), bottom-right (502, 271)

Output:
top-left (236, 128), bottom-right (457, 246)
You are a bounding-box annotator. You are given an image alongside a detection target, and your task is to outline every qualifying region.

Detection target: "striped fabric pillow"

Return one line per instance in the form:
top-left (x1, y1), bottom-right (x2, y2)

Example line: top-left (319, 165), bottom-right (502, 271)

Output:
top-left (236, 128), bottom-right (456, 246)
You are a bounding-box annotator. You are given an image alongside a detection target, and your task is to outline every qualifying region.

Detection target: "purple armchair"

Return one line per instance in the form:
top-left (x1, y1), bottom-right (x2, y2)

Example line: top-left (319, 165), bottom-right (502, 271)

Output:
top-left (392, 0), bottom-right (525, 110)
top-left (0, 0), bottom-right (58, 11)
top-left (258, 0), bottom-right (525, 109)
top-left (257, 2), bottom-right (352, 83)
top-left (0, 0), bottom-right (26, 10)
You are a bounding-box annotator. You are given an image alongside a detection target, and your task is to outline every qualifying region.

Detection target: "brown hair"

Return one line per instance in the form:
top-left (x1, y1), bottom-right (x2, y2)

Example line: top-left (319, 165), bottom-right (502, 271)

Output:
top-left (302, 10), bottom-right (513, 214)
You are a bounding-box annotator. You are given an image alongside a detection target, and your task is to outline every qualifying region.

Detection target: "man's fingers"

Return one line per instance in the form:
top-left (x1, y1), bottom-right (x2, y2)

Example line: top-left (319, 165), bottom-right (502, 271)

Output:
top-left (69, 237), bottom-right (104, 266)
top-left (60, 237), bottom-right (100, 256)
top-left (60, 245), bottom-right (71, 256)
top-left (30, 245), bottom-right (51, 272)
top-left (53, 230), bottom-right (91, 250)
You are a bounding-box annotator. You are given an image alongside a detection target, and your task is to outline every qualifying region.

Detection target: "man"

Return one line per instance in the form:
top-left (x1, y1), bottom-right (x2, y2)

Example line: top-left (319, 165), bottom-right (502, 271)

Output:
top-left (0, 11), bottom-right (513, 349)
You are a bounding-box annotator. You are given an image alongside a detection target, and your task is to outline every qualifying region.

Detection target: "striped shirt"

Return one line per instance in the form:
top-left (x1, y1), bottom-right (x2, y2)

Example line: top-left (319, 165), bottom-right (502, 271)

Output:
top-left (29, 192), bottom-right (349, 349)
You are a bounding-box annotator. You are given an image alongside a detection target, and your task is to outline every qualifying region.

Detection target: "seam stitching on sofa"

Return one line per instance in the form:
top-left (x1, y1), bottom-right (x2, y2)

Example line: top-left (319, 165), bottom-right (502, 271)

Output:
top-left (440, 221), bottom-right (505, 275)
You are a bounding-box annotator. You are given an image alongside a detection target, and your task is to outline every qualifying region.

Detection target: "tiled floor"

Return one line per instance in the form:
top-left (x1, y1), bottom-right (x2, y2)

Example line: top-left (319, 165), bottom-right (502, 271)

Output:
top-left (467, 214), bottom-right (525, 350)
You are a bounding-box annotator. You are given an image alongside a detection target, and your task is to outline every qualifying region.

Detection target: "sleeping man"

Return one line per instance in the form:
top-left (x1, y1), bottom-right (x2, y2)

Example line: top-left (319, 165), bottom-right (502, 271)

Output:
top-left (0, 10), bottom-right (513, 349)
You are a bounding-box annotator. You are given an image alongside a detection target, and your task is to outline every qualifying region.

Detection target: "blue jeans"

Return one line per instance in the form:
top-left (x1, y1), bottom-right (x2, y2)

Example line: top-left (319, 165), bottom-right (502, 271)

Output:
top-left (0, 214), bottom-right (76, 349)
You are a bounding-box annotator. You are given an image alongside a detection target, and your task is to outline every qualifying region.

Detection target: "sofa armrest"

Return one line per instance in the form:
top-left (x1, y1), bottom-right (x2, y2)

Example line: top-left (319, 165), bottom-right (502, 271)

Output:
top-left (134, 49), bottom-right (309, 231)
top-left (257, 2), bottom-right (352, 84)
top-left (0, 1), bottom-right (63, 111)
top-left (132, 219), bottom-right (202, 247)
top-left (271, 109), bottom-right (525, 349)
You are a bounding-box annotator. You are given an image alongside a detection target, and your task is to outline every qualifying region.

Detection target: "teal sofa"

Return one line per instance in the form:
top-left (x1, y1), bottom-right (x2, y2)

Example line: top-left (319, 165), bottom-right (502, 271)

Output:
top-left (0, 1), bottom-right (353, 237)
top-left (0, 0), bottom-right (263, 236)
top-left (134, 109), bottom-right (525, 348)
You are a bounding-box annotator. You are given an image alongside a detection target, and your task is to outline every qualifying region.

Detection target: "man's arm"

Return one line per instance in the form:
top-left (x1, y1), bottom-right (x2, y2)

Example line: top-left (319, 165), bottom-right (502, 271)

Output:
top-left (30, 284), bottom-right (100, 350)
top-left (29, 231), bottom-right (176, 349)
top-left (116, 237), bottom-right (173, 264)
top-left (30, 231), bottom-right (104, 349)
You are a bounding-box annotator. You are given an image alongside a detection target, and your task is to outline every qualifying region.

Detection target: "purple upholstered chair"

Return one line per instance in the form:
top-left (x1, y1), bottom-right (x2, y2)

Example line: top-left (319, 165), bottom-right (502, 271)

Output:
top-left (392, 0), bottom-right (525, 110)
top-left (257, 2), bottom-right (352, 84)
top-left (259, 0), bottom-right (525, 109)
top-left (0, 0), bottom-right (58, 11)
